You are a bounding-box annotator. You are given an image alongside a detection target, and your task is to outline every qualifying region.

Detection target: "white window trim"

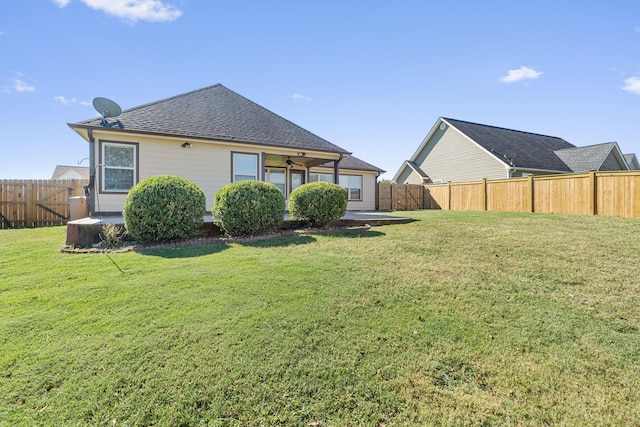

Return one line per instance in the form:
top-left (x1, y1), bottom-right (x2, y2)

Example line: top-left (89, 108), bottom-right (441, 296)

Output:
top-left (232, 152), bottom-right (259, 182)
top-left (265, 167), bottom-right (287, 194)
top-left (309, 172), bottom-right (335, 183)
top-left (340, 174), bottom-right (363, 201)
top-left (100, 141), bottom-right (138, 193)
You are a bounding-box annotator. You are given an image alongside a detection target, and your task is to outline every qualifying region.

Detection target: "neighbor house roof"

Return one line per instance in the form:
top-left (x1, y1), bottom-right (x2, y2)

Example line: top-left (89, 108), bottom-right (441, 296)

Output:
top-left (51, 165), bottom-right (89, 180)
top-left (71, 84), bottom-right (350, 155)
top-left (624, 153), bottom-right (640, 170)
top-left (554, 142), bottom-right (626, 172)
top-left (443, 118), bottom-right (575, 172)
top-left (405, 161), bottom-right (429, 179)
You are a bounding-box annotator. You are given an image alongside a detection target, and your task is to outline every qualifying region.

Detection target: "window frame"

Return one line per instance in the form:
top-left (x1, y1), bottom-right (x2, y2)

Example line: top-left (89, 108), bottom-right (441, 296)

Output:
top-left (231, 152), bottom-right (259, 182)
top-left (99, 141), bottom-right (139, 194)
top-left (339, 174), bottom-right (363, 201)
top-left (265, 167), bottom-right (287, 194)
top-left (309, 172), bottom-right (335, 183)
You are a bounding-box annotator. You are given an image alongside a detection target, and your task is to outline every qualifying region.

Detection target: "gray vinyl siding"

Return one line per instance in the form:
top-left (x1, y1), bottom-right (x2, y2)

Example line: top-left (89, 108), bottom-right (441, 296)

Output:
top-left (600, 151), bottom-right (626, 171)
top-left (414, 126), bottom-right (507, 183)
top-left (397, 166), bottom-right (423, 185)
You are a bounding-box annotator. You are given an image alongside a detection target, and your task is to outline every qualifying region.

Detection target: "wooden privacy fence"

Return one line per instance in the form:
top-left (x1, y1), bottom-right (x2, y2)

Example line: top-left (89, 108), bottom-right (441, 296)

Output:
top-left (420, 170), bottom-right (640, 218)
top-left (378, 183), bottom-right (425, 211)
top-left (0, 179), bottom-right (86, 229)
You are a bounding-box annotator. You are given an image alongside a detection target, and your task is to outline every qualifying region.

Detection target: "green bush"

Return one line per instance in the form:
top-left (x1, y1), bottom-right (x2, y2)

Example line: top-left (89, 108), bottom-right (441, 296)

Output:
top-left (289, 182), bottom-right (348, 228)
top-left (212, 180), bottom-right (285, 237)
top-left (123, 175), bottom-right (206, 243)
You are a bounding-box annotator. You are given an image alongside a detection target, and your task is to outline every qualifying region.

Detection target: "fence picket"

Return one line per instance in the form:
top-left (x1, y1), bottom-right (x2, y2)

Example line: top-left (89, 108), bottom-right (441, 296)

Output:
top-left (380, 171), bottom-right (640, 218)
top-left (0, 179), bottom-right (86, 229)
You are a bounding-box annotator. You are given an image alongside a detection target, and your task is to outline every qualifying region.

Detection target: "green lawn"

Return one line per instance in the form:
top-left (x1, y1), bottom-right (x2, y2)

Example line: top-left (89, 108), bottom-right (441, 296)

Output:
top-left (1, 210), bottom-right (639, 426)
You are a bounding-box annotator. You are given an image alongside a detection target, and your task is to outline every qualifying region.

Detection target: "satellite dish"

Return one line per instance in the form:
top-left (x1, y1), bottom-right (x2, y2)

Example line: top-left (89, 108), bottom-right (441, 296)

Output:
top-left (93, 97), bottom-right (122, 125)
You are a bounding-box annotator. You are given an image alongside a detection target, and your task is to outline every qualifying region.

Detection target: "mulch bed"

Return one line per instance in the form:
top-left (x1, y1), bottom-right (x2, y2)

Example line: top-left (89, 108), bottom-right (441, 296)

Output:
top-left (60, 224), bottom-right (372, 254)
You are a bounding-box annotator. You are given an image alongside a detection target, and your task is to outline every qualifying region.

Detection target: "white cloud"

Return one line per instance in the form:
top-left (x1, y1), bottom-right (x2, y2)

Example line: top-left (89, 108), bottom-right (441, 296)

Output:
top-left (635, 26), bottom-right (640, 33)
top-left (622, 76), bottom-right (640, 95)
top-left (52, 0), bottom-right (71, 7)
top-left (15, 79), bottom-right (36, 92)
top-left (53, 96), bottom-right (91, 106)
top-left (500, 66), bottom-right (543, 83)
top-left (80, 0), bottom-right (182, 23)
top-left (3, 73), bottom-right (36, 93)
top-left (292, 93), bottom-right (312, 102)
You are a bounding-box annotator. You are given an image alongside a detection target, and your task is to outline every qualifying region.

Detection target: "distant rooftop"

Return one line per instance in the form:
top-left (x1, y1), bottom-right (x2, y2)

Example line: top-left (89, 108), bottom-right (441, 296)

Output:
top-left (444, 118), bottom-right (575, 172)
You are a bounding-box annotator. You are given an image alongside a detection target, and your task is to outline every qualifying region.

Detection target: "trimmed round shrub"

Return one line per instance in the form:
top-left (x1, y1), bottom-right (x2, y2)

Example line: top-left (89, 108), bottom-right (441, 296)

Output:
top-left (123, 175), bottom-right (206, 243)
top-left (289, 182), bottom-right (348, 228)
top-left (212, 180), bottom-right (285, 237)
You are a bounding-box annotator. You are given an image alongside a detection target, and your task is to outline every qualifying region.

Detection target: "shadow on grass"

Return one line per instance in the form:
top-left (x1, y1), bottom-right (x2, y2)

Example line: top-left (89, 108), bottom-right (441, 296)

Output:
top-left (136, 228), bottom-right (385, 257)
top-left (325, 229), bottom-right (386, 239)
top-left (239, 235), bottom-right (317, 248)
top-left (240, 229), bottom-right (386, 248)
top-left (140, 242), bottom-right (230, 258)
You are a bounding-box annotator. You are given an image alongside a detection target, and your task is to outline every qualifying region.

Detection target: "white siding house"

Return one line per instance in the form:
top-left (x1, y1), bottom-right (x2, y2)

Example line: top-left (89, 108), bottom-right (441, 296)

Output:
top-left (68, 84), bottom-right (384, 215)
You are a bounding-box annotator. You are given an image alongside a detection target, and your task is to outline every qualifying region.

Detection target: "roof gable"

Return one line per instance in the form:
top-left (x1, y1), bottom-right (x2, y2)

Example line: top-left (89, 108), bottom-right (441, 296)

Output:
top-left (72, 84), bottom-right (349, 154)
top-left (554, 142), bottom-right (628, 172)
top-left (443, 118), bottom-right (575, 172)
top-left (51, 165), bottom-right (89, 180)
top-left (624, 153), bottom-right (640, 170)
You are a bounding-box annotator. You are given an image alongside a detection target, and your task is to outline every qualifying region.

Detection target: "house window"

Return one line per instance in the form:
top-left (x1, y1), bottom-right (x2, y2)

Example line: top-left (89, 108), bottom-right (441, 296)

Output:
top-left (265, 168), bottom-right (286, 193)
top-left (290, 170), bottom-right (304, 193)
top-left (339, 174), bottom-right (363, 201)
top-left (232, 152), bottom-right (258, 181)
top-left (309, 173), bottom-right (334, 183)
top-left (101, 142), bottom-right (137, 192)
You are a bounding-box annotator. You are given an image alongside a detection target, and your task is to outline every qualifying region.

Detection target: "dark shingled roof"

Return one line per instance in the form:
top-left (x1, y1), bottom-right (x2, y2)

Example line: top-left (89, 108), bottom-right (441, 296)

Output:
top-left (554, 142), bottom-right (618, 172)
top-left (318, 155), bottom-right (385, 173)
top-left (406, 161), bottom-right (429, 178)
top-left (74, 84), bottom-right (350, 154)
top-left (444, 118), bottom-right (575, 172)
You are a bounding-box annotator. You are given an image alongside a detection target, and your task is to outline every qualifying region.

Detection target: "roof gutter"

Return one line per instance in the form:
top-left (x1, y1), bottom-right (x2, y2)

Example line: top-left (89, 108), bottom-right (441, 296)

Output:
top-left (68, 123), bottom-right (351, 156)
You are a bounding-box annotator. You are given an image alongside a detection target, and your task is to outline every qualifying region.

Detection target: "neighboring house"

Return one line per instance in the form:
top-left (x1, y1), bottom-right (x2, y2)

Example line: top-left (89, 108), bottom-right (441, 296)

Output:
top-left (67, 84), bottom-right (384, 215)
top-left (554, 142), bottom-right (630, 173)
top-left (394, 117), bottom-right (635, 184)
top-left (624, 153), bottom-right (640, 170)
top-left (51, 165), bottom-right (89, 181)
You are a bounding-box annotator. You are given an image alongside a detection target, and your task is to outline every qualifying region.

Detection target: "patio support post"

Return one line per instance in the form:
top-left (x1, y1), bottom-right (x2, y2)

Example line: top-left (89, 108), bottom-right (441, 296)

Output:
top-left (333, 156), bottom-right (342, 183)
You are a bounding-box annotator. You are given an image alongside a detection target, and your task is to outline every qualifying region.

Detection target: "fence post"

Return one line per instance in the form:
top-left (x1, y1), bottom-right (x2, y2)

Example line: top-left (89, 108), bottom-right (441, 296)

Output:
top-left (447, 181), bottom-right (452, 210)
top-left (25, 180), bottom-right (35, 227)
top-left (528, 176), bottom-right (534, 212)
top-left (482, 178), bottom-right (488, 211)
top-left (389, 184), bottom-right (395, 210)
top-left (588, 170), bottom-right (596, 215)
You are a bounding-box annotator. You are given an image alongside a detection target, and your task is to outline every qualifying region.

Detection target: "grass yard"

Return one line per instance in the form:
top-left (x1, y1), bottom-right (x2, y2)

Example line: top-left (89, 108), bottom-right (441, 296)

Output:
top-left (1, 210), bottom-right (639, 426)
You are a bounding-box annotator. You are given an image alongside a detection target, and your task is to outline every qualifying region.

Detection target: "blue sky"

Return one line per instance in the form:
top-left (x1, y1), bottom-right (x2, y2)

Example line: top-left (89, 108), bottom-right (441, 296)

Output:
top-left (1, 1), bottom-right (639, 179)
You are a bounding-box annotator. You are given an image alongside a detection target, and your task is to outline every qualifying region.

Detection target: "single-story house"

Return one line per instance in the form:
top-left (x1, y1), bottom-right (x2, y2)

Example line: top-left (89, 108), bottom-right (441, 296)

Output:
top-left (68, 84), bottom-right (384, 215)
top-left (394, 117), bottom-right (637, 184)
top-left (51, 165), bottom-right (89, 181)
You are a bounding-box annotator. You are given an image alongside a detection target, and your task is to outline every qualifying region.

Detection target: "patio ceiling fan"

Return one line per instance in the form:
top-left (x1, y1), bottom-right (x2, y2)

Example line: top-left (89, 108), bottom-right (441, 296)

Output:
top-left (285, 156), bottom-right (303, 167)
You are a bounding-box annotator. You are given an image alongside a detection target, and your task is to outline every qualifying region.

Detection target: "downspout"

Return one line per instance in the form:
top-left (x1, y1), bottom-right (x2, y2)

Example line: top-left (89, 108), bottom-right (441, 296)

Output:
top-left (86, 128), bottom-right (96, 216)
